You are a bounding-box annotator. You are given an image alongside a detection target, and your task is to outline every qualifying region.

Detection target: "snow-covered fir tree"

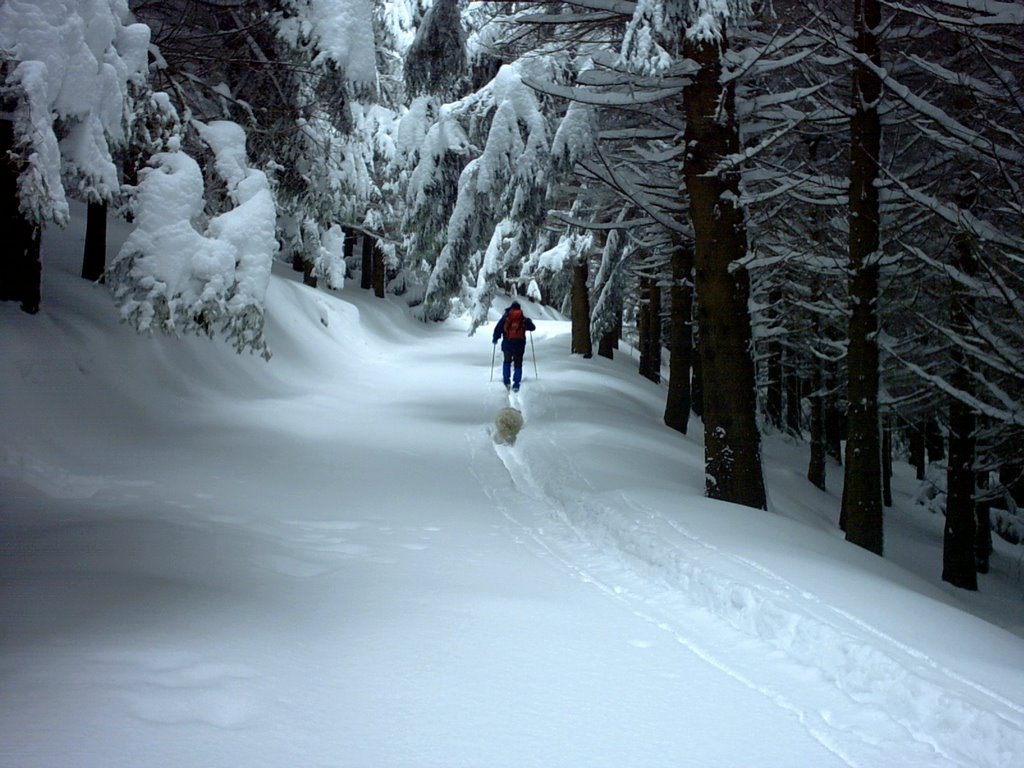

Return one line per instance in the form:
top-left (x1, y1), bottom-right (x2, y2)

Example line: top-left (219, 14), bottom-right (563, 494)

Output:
top-left (109, 121), bottom-right (277, 358)
top-left (0, 0), bottom-right (150, 312)
top-left (418, 60), bottom-right (554, 325)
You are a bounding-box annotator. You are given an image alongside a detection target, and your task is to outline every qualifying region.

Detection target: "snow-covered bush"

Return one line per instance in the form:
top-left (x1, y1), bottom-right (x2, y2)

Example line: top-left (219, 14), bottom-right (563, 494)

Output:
top-left (109, 122), bottom-right (277, 358)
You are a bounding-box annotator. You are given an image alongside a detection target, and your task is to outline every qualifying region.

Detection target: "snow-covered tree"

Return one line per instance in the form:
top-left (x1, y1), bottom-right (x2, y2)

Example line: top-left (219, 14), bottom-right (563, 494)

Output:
top-left (395, 0), bottom-right (472, 307)
top-left (133, 0), bottom-right (384, 291)
top-left (109, 122), bottom-right (277, 357)
top-left (273, 0), bottom-right (384, 285)
top-left (416, 60), bottom-right (553, 324)
top-left (397, 95), bottom-right (470, 296)
top-left (0, 0), bottom-right (150, 311)
top-left (404, 0), bottom-right (466, 100)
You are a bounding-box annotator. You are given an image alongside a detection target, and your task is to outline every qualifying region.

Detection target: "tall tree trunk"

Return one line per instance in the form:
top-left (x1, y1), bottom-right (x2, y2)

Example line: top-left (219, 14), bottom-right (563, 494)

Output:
top-left (909, 423), bottom-right (927, 480)
top-left (682, 26), bottom-right (766, 510)
top-left (638, 276), bottom-right (661, 384)
top-left (664, 241), bottom-right (694, 434)
top-left (785, 365), bottom-right (803, 436)
top-left (371, 236), bottom-right (385, 298)
top-left (0, 117), bottom-right (42, 314)
top-left (841, 0), bottom-right (884, 553)
top-left (360, 234), bottom-right (373, 290)
top-left (571, 256), bottom-right (592, 357)
top-left (824, 368), bottom-right (844, 465)
top-left (598, 331), bottom-right (615, 360)
top-left (975, 470), bottom-right (992, 575)
top-left (766, 289), bottom-right (784, 432)
top-left (882, 415), bottom-right (893, 507)
top-left (945, 389), bottom-right (977, 589)
top-left (825, 371), bottom-right (844, 465)
top-left (808, 354), bottom-right (827, 490)
top-left (598, 300), bottom-right (621, 359)
top-left (82, 200), bottom-right (108, 282)
top-left (926, 417), bottom-right (945, 464)
top-left (691, 326), bottom-right (703, 419)
top-left (943, 227), bottom-right (978, 590)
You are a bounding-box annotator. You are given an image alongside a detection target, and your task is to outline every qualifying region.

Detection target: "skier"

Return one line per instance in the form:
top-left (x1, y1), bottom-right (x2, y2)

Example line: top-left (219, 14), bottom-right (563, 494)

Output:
top-left (492, 301), bottom-right (536, 392)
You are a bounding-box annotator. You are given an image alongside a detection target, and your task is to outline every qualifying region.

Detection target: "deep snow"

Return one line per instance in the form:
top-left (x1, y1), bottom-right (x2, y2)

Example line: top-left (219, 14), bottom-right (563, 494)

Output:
top-left (3, 203), bottom-right (1024, 767)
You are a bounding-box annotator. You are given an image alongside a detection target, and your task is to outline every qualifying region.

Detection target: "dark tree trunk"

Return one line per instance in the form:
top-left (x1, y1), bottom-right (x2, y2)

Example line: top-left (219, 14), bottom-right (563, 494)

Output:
top-left (637, 278), bottom-right (650, 373)
top-left (944, 397), bottom-right (977, 589)
top-left (0, 117), bottom-right (42, 314)
top-left (664, 241), bottom-right (694, 434)
top-left (360, 234), bottom-right (373, 290)
top-left (343, 226), bottom-right (356, 280)
top-left (909, 423), bottom-right (927, 480)
top-left (691, 329), bottom-right (704, 419)
top-left (598, 301), bottom-right (621, 359)
top-left (926, 417), bottom-right (946, 464)
top-left (289, 223), bottom-right (318, 287)
top-left (785, 366), bottom-right (803, 436)
top-left (841, 0), bottom-right (884, 553)
top-left (638, 276), bottom-right (661, 384)
top-left (292, 253), bottom-right (317, 287)
top-left (825, 372), bottom-right (844, 465)
top-left (808, 356), bottom-right (827, 491)
top-left (82, 200), bottom-right (108, 282)
top-left (598, 332), bottom-right (615, 360)
top-left (571, 257), bottom-right (592, 357)
top-left (943, 228), bottom-right (978, 590)
top-left (371, 236), bottom-right (385, 298)
top-left (766, 288), bottom-right (784, 432)
top-left (682, 28), bottom-right (766, 510)
top-left (882, 415), bottom-right (893, 507)
top-left (975, 471), bottom-right (992, 574)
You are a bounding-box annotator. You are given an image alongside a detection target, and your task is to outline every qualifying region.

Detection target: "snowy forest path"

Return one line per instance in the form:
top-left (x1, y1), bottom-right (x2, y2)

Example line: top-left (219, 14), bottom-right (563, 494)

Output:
top-left (472, 357), bottom-right (1024, 768)
top-left (6, 214), bottom-right (1024, 768)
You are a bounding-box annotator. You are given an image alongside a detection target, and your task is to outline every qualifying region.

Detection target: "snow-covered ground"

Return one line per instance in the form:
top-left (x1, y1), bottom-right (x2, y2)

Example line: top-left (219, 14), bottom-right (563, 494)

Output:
top-left (3, 204), bottom-right (1024, 767)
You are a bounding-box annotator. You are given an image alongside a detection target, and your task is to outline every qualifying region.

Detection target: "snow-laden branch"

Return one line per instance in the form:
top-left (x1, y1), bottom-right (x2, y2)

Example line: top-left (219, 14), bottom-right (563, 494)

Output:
top-left (883, 0), bottom-right (1024, 28)
top-left (838, 36), bottom-right (1023, 168)
top-left (883, 170), bottom-right (1022, 251)
top-left (575, 150), bottom-right (686, 234)
top-left (883, 343), bottom-right (1024, 428)
top-left (278, 0), bottom-right (378, 91)
top-left (524, 76), bottom-right (687, 107)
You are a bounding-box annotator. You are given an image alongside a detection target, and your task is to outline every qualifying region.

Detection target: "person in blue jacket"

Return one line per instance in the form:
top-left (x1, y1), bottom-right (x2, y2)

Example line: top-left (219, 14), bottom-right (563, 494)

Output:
top-left (492, 301), bottom-right (536, 392)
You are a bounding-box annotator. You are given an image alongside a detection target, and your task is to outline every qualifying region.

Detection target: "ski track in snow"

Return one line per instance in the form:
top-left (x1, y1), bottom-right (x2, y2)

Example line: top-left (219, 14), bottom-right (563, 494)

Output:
top-left (471, 381), bottom-right (1024, 768)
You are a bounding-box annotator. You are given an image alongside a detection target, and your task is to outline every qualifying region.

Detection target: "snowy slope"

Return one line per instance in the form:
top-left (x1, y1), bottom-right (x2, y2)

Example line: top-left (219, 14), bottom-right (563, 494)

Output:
top-left (2, 204), bottom-right (1024, 767)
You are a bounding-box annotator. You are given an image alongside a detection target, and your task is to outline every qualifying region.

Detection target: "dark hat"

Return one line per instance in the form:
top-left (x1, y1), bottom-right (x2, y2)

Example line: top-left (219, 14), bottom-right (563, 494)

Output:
top-left (510, 301), bottom-right (521, 309)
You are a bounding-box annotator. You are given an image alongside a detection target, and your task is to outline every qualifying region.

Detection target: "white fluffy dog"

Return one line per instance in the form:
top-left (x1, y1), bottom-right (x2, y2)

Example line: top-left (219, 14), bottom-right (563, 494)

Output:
top-left (494, 406), bottom-right (524, 446)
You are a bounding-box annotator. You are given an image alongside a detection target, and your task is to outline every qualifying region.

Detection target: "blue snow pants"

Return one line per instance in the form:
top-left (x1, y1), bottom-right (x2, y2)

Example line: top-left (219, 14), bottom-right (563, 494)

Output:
top-left (502, 340), bottom-right (527, 387)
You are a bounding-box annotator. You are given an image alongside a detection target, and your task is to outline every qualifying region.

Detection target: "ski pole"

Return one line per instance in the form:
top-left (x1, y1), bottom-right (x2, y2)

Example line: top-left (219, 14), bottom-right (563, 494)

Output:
top-left (490, 342), bottom-right (497, 382)
top-left (530, 332), bottom-right (538, 380)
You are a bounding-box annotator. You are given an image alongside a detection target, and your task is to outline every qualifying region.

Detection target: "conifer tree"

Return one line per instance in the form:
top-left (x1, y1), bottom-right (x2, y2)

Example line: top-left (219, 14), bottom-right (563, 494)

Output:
top-left (840, 0), bottom-right (885, 554)
top-left (680, 12), bottom-right (766, 510)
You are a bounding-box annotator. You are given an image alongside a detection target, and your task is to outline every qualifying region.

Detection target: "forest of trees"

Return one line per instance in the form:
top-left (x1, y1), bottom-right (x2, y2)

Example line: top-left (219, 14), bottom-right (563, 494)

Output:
top-left (2, 0), bottom-right (1022, 590)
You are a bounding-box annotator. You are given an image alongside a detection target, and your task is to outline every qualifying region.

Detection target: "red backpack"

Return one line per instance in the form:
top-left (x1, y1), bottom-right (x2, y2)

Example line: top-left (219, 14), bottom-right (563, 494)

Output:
top-left (504, 308), bottom-right (526, 341)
